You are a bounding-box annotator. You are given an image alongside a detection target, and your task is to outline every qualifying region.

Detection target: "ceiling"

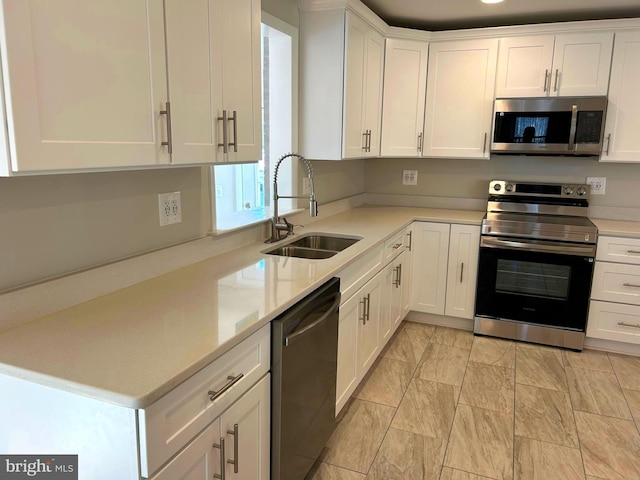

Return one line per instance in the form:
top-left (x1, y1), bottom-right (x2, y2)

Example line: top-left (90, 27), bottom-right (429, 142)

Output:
top-left (359, 0), bottom-right (640, 31)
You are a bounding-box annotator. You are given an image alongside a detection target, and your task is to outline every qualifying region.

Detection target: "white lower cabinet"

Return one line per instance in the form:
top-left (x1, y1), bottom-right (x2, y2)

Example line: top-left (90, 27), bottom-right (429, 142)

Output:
top-left (411, 222), bottom-right (480, 320)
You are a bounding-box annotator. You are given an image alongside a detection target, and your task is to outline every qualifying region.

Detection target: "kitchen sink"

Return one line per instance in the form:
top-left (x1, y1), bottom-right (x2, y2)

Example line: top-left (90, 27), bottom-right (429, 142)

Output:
top-left (264, 234), bottom-right (361, 259)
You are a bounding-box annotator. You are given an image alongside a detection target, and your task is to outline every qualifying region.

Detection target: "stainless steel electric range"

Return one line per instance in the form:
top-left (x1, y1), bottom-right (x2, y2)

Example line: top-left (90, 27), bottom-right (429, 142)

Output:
top-left (474, 180), bottom-right (598, 350)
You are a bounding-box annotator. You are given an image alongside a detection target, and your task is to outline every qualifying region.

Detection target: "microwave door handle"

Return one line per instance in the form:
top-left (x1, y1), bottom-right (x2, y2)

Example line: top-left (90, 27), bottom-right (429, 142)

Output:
top-left (568, 104), bottom-right (578, 151)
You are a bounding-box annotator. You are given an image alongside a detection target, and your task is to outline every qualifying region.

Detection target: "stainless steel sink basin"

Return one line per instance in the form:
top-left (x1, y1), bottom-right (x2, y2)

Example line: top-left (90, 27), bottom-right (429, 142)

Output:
top-left (264, 234), bottom-right (361, 259)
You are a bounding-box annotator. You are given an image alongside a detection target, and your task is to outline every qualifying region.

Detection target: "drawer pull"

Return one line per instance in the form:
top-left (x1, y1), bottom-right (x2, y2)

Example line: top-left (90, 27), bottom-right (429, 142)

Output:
top-left (208, 373), bottom-right (244, 402)
top-left (393, 243), bottom-right (402, 249)
top-left (618, 321), bottom-right (640, 329)
top-left (212, 437), bottom-right (226, 479)
top-left (407, 231), bottom-right (412, 251)
top-left (627, 250), bottom-right (640, 254)
top-left (623, 283), bottom-right (640, 288)
top-left (227, 423), bottom-right (239, 473)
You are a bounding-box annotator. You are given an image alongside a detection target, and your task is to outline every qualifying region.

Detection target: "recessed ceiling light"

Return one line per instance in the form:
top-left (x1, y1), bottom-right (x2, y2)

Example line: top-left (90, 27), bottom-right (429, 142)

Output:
top-left (481, 0), bottom-right (504, 3)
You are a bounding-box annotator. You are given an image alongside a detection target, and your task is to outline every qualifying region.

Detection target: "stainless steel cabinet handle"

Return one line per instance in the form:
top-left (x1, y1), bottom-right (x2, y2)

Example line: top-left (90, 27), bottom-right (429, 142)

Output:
top-left (543, 69), bottom-right (550, 92)
top-left (393, 243), bottom-right (402, 250)
top-left (359, 297), bottom-right (367, 324)
top-left (407, 231), bottom-right (412, 251)
top-left (605, 133), bottom-right (611, 156)
top-left (229, 110), bottom-right (238, 153)
top-left (460, 262), bottom-right (464, 283)
top-left (623, 283), bottom-right (640, 288)
top-left (483, 132), bottom-right (487, 155)
top-left (213, 437), bottom-right (226, 479)
top-left (160, 102), bottom-right (173, 156)
top-left (398, 263), bottom-right (402, 287)
top-left (367, 130), bottom-right (372, 152)
top-left (417, 132), bottom-right (422, 153)
top-left (627, 250), bottom-right (640, 254)
top-left (365, 293), bottom-right (371, 322)
top-left (218, 110), bottom-right (229, 154)
top-left (227, 423), bottom-right (239, 473)
top-left (618, 321), bottom-right (640, 329)
top-left (393, 266), bottom-right (400, 288)
top-left (208, 373), bottom-right (244, 401)
top-left (553, 69), bottom-right (559, 92)
top-left (362, 131), bottom-right (368, 151)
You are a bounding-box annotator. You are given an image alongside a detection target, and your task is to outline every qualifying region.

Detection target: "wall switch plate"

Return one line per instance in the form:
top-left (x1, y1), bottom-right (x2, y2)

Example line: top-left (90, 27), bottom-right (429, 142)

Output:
top-left (303, 177), bottom-right (311, 195)
top-left (158, 192), bottom-right (182, 226)
top-left (403, 170), bottom-right (418, 186)
top-left (586, 177), bottom-right (606, 195)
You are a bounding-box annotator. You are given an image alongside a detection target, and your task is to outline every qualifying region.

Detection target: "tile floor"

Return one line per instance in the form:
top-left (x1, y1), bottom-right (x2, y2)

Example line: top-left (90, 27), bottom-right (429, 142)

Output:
top-left (310, 321), bottom-right (640, 480)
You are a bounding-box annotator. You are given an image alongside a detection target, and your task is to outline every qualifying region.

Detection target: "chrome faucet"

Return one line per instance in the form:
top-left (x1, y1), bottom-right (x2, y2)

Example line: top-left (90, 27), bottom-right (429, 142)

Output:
top-left (265, 153), bottom-right (318, 243)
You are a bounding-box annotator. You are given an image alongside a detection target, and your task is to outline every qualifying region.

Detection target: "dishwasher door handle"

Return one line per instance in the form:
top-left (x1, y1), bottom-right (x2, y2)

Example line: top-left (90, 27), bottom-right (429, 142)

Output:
top-left (283, 293), bottom-right (341, 347)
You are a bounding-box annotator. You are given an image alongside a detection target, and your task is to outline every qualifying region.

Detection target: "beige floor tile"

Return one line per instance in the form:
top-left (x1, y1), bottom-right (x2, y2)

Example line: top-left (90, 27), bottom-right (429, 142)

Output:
top-left (514, 436), bottom-right (585, 480)
top-left (623, 389), bottom-right (640, 426)
top-left (444, 404), bottom-right (514, 480)
top-left (310, 463), bottom-right (367, 480)
top-left (403, 321), bottom-right (437, 336)
top-left (469, 336), bottom-right (516, 369)
top-left (514, 384), bottom-right (579, 448)
top-left (515, 343), bottom-right (568, 392)
top-left (566, 366), bottom-right (633, 420)
top-left (391, 378), bottom-right (457, 438)
top-left (440, 467), bottom-right (496, 480)
top-left (365, 428), bottom-right (446, 480)
top-left (459, 362), bottom-right (515, 414)
top-left (431, 326), bottom-right (474, 350)
top-left (382, 323), bottom-right (432, 364)
top-left (609, 353), bottom-right (640, 391)
top-left (355, 357), bottom-right (415, 407)
top-left (416, 343), bottom-right (470, 386)
top-left (323, 399), bottom-right (396, 473)
top-left (575, 411), bottom-right (640, 480)
top-left (585, 477), bottom-right (608, 480)
top-left (563, 349), bottom-right (613, 373)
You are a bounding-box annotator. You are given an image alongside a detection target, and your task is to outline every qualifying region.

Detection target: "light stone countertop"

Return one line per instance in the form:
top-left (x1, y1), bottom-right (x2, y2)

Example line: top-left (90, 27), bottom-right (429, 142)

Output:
top-left (591, 218), bottom-right (640, 239)
top-left (0, 206), bottom-right (484, 409)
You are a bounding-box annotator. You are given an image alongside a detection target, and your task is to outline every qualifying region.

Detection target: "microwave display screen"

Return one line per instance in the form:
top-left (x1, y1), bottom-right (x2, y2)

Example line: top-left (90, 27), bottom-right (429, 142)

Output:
top-left (494, 111), bottom-right (572, 144)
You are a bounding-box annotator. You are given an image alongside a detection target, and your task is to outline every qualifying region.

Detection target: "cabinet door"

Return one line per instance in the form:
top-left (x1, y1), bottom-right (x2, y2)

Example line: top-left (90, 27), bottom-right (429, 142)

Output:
top-left (219, 375), bottom-right (270, 480)
top-left (336, 292), bottom-right (360, 414)
top-left (551, 32), bottom-right (613, 97)
top-left (410, 222), bottom-right (450, 315)
top-left (362, 29), bottom-right (385, 157)
top-left (213, 0), bottom-right (262, 163)
top-left (495, 35), bottom-right (555, 98)
top-left (445, 225), bottom-right (480, 319)
top-left (601, 31), bottom-right (640, 163)
top-left (380, 39), bottom-right (429, 157)
top-left (342, 12), bottom-right (368, 159)
top-left (150, 419), bottom-right (221, 480)
top-left (423, 39), bottom-right (498, 159)
top-left (357, 272), bottom-right (382, 380)
top-left (164, 0), bottom-right (218, 165)
top-left (0, 0), bottom-right (168, 173)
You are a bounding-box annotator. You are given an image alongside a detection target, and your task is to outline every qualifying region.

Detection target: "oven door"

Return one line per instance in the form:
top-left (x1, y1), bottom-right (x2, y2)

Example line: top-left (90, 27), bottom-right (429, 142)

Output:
top-left (475, 237), bottom-right (595, 331)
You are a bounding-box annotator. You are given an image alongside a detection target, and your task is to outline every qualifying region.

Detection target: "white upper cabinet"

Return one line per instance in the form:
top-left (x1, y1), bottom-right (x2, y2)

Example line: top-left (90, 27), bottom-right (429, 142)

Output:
top-left (299, 5), bottom-right (385, 160)
top-left (495, 32), bottom-right (613, 98)
top-left (212, 0), bottom-right (262, 163)
top-left (601, 31), bottom-right (640, 163)
top-left (423, 39), bottom-right (498, 159)
top-left (380, 38), bottom-right (429, 157)
top-left (0, 0), bottom-right (261, 175)
top-left (0, 0), bottom-right (169, 174)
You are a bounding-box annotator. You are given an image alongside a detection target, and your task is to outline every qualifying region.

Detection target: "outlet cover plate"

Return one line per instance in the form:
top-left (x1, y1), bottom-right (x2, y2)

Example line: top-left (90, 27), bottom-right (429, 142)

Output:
top-left (586, 177), bottom-right (606, 195)
top-left (403, 170), bottom-right (418, 186)
top-left (158, 192), bottom-right (182, 226)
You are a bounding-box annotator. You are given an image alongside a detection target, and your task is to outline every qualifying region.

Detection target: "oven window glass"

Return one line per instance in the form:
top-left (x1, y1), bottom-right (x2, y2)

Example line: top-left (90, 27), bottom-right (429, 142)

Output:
top-left (495, 259), bottom-right (570, 300)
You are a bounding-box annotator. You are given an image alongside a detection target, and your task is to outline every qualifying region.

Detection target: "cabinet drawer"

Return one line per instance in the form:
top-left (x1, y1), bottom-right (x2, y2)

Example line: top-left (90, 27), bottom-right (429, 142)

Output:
top-left (383, 229), bottom-right (406, 263)
top-left (138, 324), bottom-right (270, 477)
top-left (591, 262), bottom-right (640, 305)
top-left (587, 300), bottom-right (640, 345)
top-left (339, 245), bottom-right (383, 303)
top-left (597, 236), bottom-right (640, 265)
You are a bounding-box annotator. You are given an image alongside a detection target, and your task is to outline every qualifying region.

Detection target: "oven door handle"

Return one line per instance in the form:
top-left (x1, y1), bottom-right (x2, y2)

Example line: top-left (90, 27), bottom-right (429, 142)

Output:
top-left (481, 236), bottom-right (595, 256)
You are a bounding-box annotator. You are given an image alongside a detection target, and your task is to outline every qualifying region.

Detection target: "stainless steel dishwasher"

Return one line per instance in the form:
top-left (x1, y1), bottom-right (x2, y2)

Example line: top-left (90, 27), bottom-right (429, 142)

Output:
top-left (271, 277), bottom-right (341, 480)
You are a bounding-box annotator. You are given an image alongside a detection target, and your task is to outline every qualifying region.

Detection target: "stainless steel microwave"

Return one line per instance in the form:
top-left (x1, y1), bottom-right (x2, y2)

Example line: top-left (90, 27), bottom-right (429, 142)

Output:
top-left (491, 97), bottom-right (608, 156)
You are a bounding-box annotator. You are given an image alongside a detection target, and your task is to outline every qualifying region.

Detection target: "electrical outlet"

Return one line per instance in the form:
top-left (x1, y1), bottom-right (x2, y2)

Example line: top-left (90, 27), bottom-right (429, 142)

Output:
top-left (158, 192), bottom-right (182, 226)
top-left (586, 177), bottom-right (606, 195)
top-left (303, 177), bottom-right (311, 195)
top-left (403, 170), bottom-right (418, 186)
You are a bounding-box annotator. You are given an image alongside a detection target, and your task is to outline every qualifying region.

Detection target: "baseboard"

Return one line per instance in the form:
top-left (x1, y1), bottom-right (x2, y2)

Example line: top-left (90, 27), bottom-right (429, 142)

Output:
top-left (584, 337), bottom-right (640, 357)
top-left (405, 311), bottom-right (473, 331)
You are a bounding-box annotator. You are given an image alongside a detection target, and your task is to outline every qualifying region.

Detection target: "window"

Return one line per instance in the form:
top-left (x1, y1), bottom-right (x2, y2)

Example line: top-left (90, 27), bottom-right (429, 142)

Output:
top-left (213, 14), bottom-right (297, 232)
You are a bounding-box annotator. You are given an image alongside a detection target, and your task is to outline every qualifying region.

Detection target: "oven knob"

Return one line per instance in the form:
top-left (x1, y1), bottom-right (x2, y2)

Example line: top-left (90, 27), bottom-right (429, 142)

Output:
top-left (577, 187), bottom-right (587, 196)
top-left (564, 187), bottom-right (574, 195)
top-left (493, 184), bottom-right (502, 192)
top-left (505, 184), bottom-right (514, 192)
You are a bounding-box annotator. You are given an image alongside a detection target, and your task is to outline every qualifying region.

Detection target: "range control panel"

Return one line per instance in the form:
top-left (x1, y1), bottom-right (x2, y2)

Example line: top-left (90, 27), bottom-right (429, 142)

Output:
top-left (489, 180), bottom-right (589, 199)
